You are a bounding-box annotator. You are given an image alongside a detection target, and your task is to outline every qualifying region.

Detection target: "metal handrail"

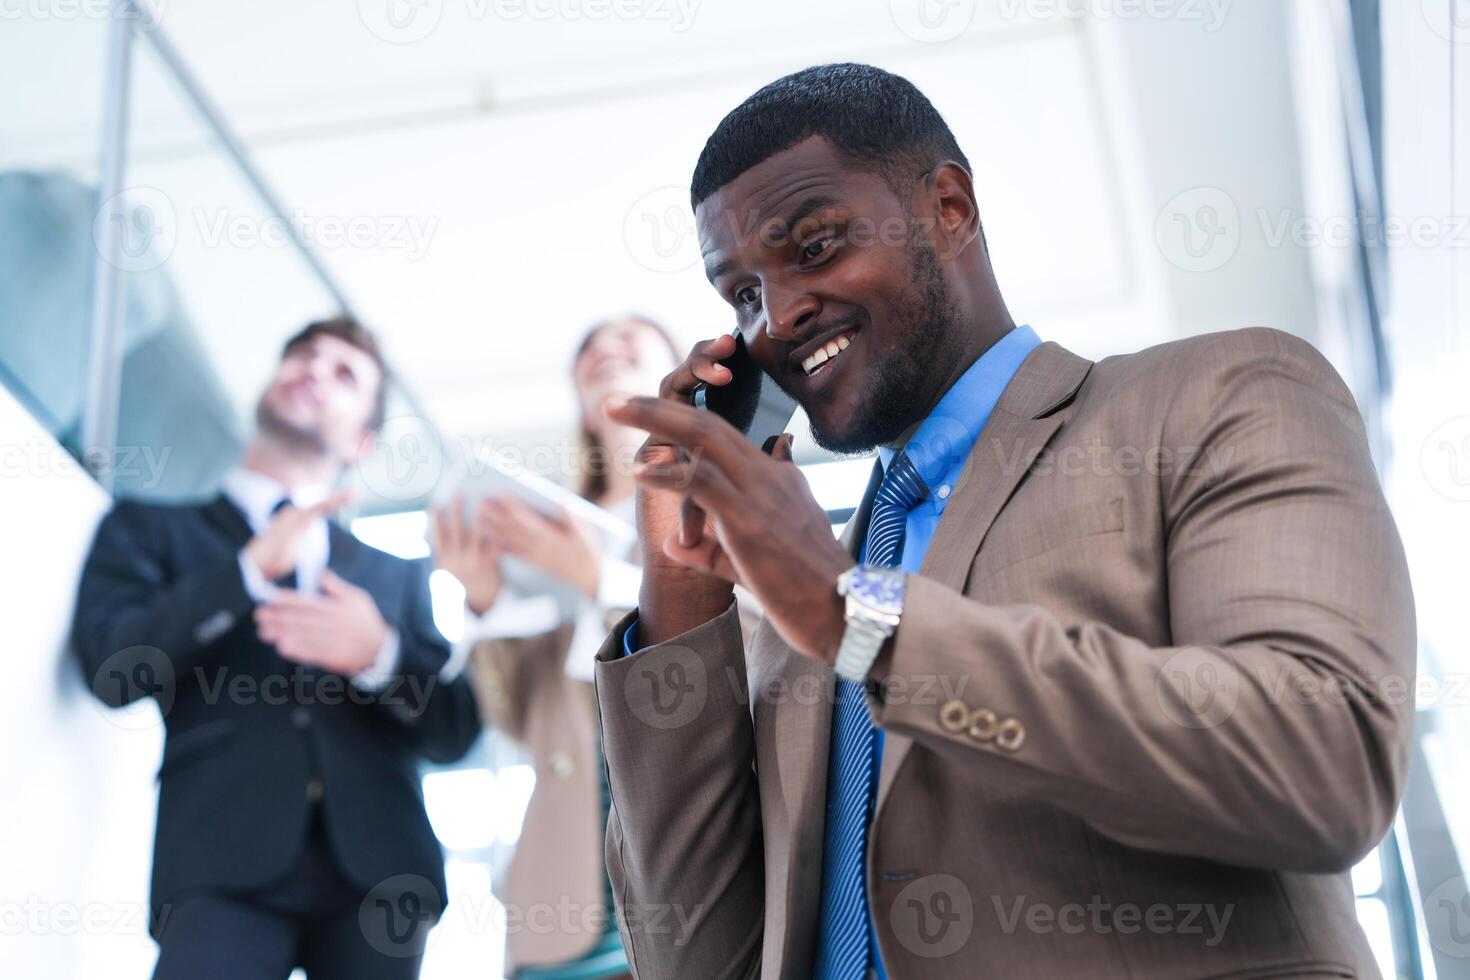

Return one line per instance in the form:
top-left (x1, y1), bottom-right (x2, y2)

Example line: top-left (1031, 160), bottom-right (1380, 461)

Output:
top-left (79, 0), bottom-right (438, 497)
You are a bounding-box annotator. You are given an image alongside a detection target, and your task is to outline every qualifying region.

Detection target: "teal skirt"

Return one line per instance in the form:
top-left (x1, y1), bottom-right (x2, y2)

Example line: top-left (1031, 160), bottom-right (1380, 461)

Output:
top-left (511, 928), bottom-right (627, 980)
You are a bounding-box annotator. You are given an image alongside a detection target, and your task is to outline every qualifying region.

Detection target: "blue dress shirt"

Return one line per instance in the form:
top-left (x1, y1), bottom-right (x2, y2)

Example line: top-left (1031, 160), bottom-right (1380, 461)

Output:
top-left (620, 325), bottom-right (1043, 974)
top-left (855, 323), bottom-right (1038, 975)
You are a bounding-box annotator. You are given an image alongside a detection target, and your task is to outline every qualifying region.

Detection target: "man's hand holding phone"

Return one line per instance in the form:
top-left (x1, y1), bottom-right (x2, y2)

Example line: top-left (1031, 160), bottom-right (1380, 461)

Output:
top-left (626, 332), bottom-right (743, 647)
top-left (607, 333), bottom-right (856, 662)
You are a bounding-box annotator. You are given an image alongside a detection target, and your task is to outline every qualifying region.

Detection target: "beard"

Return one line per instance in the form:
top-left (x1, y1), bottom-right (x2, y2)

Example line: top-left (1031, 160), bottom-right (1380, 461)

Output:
top-left (808, 237), bottom-right (966, 455)
top-left (256, 393), bottom-right (330, 457)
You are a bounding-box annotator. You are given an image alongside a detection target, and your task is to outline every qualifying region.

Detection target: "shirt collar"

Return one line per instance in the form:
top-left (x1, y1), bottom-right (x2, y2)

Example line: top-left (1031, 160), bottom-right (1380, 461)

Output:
top-left (877, 324), bottom-right (1041, 503)
top-left (220, 466), bottom-right (332, 532)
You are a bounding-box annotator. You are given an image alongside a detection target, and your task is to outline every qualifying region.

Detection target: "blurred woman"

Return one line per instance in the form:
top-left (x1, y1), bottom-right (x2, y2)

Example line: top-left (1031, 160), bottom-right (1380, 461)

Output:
top-left (430, 316), bottom-right (681, 980)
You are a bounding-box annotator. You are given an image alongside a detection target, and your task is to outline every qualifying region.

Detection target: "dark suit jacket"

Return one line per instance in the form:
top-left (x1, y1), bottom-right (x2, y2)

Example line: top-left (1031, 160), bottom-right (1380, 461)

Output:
top-left (72, 494), bottom-right (481, 931)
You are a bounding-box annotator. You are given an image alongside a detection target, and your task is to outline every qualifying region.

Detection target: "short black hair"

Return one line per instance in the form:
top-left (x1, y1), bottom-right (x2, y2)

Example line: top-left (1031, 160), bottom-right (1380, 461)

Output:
top-left (281, 315), bottom-right (390, 431)
top-left (690, 63), bottom-right (971, 209)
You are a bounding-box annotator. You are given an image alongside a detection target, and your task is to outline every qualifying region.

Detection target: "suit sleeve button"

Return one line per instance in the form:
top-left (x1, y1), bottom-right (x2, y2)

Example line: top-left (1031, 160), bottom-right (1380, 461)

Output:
top-left (939, 700), bottom-right (970, 733)
top-left (967, 709), bottom-right (999, 742)
top-left (996, 718), bottom-right (1026, 752)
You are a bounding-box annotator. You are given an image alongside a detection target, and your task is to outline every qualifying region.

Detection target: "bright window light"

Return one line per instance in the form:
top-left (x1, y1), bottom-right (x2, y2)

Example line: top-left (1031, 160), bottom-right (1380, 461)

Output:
top-left (800, 457), bottom-right (877, 513)
top-left (350, 511), bottom-right (430, 559)
top-left (1354, 897), bottom-right (1395, 980)
top-left (423, 769), bottom-right (500, 852)
top-left (1351, 848), bottom-right (1383, 897)
top-left (430, 568), bottom-right (467, 643)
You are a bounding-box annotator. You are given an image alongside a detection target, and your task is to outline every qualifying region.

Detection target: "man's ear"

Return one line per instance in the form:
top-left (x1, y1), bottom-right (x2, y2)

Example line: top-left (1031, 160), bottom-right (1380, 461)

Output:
top-left (928, 161), bottom-right (981, 261)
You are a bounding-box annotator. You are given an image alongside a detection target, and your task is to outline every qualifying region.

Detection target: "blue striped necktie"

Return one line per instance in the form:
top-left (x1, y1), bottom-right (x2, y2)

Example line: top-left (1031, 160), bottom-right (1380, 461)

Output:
top-left (814, 450), bottom-right (928, 979)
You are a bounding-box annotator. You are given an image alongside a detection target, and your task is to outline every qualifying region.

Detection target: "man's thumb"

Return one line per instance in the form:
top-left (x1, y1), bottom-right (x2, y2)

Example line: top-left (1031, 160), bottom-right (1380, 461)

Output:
top-left (765, 432), bottom-right (795, 462)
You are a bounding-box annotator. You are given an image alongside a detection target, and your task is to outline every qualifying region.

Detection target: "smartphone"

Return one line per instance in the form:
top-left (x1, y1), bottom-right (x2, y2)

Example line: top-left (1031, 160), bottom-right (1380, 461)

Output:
top-left (692, 329), bottom-right (799, 450)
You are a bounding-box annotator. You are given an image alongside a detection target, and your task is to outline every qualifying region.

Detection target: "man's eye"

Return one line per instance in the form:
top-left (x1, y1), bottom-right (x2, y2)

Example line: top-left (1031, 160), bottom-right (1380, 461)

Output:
top-left (802, 237), bottom-right (835, 260)
top-left (735, 285), bottom-right (761, 308)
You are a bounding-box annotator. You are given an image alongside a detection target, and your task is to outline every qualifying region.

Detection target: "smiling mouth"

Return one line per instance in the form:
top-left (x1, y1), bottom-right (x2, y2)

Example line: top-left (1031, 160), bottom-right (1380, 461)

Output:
top-left (800, 329), bottom-right (856, 377)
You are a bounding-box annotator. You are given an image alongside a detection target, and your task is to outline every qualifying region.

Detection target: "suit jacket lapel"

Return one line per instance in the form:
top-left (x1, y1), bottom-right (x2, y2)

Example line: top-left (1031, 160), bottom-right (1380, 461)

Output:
top-left (326, 521), bottom-right (371, 583)
top-left (200, 494), bottom-right (254, 548)
top-left (873, 341), bottom-right (1093, 814)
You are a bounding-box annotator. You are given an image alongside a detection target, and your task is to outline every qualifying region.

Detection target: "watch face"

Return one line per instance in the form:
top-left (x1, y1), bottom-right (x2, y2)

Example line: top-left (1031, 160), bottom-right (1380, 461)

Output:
top-left (849, 566), bottom-right (906, 615)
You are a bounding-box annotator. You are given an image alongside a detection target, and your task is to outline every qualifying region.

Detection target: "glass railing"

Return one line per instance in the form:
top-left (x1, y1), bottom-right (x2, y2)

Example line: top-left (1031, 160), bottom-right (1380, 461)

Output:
top-left (0, 2), bottom-right (442, 510)
top-left (0, 15), bottom-right (109, 457)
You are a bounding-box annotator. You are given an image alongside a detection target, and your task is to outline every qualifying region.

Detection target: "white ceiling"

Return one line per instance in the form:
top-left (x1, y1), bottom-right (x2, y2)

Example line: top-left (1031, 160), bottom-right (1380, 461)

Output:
top-left (1, 0), bottom-right (1321, 466)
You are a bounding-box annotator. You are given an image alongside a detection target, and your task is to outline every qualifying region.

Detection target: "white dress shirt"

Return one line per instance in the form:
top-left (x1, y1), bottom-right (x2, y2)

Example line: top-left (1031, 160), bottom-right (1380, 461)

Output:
top-left (222, 466), bottom-right (400, 689)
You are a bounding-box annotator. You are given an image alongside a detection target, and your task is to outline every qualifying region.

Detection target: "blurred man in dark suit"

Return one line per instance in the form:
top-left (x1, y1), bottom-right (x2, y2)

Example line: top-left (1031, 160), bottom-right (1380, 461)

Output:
top-left (74, 316), bottom-right (480, 980)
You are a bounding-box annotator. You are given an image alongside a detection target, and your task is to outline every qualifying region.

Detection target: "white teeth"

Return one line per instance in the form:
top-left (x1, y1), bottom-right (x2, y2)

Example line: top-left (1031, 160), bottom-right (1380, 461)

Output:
top-left (802, 331), bottom-right (855, 375)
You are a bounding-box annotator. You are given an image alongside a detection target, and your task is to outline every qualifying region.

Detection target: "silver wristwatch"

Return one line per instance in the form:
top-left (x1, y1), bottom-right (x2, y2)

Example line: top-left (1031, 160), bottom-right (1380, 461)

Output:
top-left (834, 565), bottom-right (907, 682)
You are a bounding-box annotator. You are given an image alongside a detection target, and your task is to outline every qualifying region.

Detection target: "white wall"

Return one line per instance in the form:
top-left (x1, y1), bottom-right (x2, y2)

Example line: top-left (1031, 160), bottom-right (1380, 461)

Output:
top-left (1381, 0), bottom-right (1470, 874)
top-left (0, 387), bottom-right (162, 980)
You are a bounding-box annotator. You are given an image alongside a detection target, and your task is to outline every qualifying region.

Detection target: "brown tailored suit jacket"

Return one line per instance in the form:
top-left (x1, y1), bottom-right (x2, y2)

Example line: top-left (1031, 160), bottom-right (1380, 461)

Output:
top-left (592, 328), bottom-right (1415, 980)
